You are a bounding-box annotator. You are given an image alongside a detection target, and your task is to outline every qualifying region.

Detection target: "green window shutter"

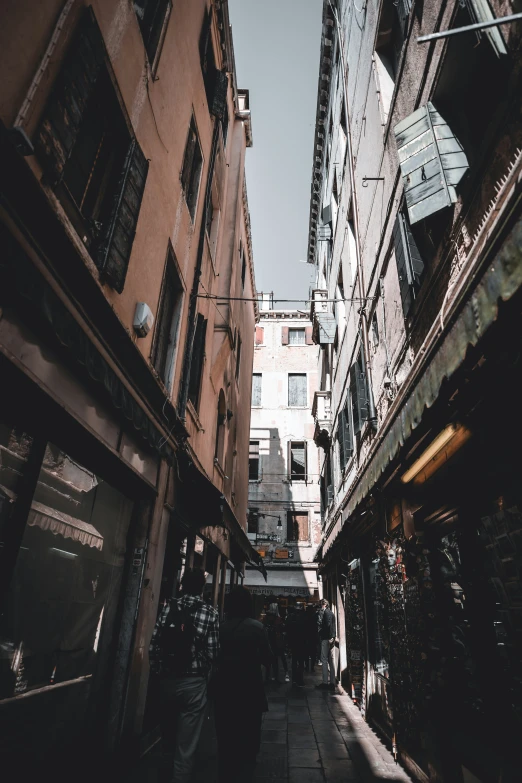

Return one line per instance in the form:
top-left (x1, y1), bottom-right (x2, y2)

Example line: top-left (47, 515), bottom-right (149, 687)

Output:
top-left (36, 9), bottom-right (105, 186)
top-left (337, 403), bottom-right (353, 471)
top-left (350, 365), bottom-right (360, 435)
top-left (467, 0), bottom-right (507, 57)
top-left (355, 353), bottom-right (369, 427)
top-left (188, 315), bottom-right (207, 408)
top-left (393, 212), bottom-right (424, 317)
top-left (394, 102), bottom-right (469, 225)
top-left (97, 138), bottom-right (149, 293)
top-left (211, 70), bottom-right (228, 120)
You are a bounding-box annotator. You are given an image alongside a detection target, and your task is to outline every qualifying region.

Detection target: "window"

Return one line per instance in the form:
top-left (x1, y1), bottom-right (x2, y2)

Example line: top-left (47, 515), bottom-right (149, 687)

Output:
top-left (393, 210), bottom-right (425, 317)
top-left (215, 390), bottom-right (226, 463)
top-left (235, 334), bottom-right (242, 383)
top-left (337, 401), bottom-right (353, 472)
top-left (188, 314), bottom-right (207, 409)
top-left (248, 509), bottom-right (259, 534)
top-left (199, 8), bottom-right (228, 119)
top-left (249, 441), bottom-right (260, 481)
top-left (151, 250), bottom-right (184, 389)
top-left (372, 312), bottom-right (380, 346)
top-left (289, 328), bottom-right (305, 345)
top-left (288, 374), bottom-right (307, 407)
top-left (133, 0), bottom-right (172, 66)
top-left (181, 118), bottom-right (203, 221)
top-left (35, 10), bottom-right (149, 294)
top-left (289, 441), bottom-right (307, 482)
top-left (350, 351), bottom-right (369, 435)
top-left (320, 457), bottom-right (334, 517)
top-left (252, 374), bottom-right (262, 407)
top-left (255, 327), bottom-right (264, 346)
top-left (286, 511), bottom-right (309, 542)
top-left (240, 242), bottom-right (246, 288)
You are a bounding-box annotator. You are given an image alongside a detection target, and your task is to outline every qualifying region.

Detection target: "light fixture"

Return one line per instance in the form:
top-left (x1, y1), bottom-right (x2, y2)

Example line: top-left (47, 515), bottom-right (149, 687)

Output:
top-left (401, 422), bottom-right (472, 484)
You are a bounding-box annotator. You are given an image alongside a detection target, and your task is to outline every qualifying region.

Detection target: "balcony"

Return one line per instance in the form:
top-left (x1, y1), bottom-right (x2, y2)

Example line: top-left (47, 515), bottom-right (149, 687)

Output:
top-left (312, 390), bottom-right (332, 450)
top-left (310, 289), bottom-right (336, 345)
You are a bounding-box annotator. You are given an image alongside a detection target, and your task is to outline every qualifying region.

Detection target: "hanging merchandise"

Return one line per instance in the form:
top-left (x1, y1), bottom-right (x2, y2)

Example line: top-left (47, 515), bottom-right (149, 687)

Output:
top-left (346, 561), bottom-right (366, 710)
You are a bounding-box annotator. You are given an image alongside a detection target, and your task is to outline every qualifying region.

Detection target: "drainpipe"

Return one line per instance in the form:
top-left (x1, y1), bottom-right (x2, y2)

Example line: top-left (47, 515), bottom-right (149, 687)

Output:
top-left (328, 1), bottom-right (378, 429)
top-left (178, 119), bottom-right (221, 420)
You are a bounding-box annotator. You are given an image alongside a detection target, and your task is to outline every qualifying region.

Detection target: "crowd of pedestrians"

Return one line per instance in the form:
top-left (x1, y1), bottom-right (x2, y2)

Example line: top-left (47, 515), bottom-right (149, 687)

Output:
top-left (150, 571), bottom-right (337, 782)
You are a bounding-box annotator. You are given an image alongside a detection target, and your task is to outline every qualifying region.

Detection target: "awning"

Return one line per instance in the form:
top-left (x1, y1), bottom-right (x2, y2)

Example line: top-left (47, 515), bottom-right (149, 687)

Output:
top-left (324, 182), bottom-right (522, 557)
top-left (28, 500), bottom-right (104, 551)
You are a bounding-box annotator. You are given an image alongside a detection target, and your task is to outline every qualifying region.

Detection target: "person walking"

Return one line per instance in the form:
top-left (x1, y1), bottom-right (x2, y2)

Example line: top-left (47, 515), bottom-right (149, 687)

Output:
top-left (263, 603), bottom-right (290, 682)
top-left (304, 604), bottom-right (319, 672)
top-left (150, 568), bottom-right (219, 783)
top-left (214, 586), bottom-right (272, 783)
top-left (316, 598), bottom-right (336, 690)
top-left (286, 604), bottom-right (307, 686)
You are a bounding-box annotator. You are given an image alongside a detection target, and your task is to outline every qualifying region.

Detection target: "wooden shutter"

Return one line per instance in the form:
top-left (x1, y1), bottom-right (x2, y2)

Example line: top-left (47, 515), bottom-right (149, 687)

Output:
top-left (394, 103), bottom-right (469, 224)
top-left (281, 326), bottom-right (289, 345)
top-left (288, 375), bottom-right (306, 407)
top-left (255, 327), bottom-right (264, 345)
top-left (211, 70), bottom-right (228, 119)
top-left (188, 315), bottom-right (207, 407)
top-left (252, 374), bottom-right (262, 406)
top-left (467, 0), bottom-right (507, 57)
top-left (350, 365), bottom-right (360, 435)
top-left (296, 513), bottom-right (309, 541)
top-left (338, 403), bottom-right (353, 470)
top-left (355, 354), bottom-right (369, 426)
top-left (97, 138), bottom-right (149, 293)
top-left (36, 9), bottom-right (105, 186)
top-left (305, 326), bottom-right (314, 345)
top-left (286, 511), bottom-right (296, 542)
top-left (393, 213), bottom-right (414, 318)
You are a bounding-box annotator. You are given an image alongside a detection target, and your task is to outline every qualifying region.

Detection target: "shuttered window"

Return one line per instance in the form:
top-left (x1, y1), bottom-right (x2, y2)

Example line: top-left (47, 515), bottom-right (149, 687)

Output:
top-left (289, 441), bottom-right (307, 482)
top-left (337, 402), bottom-right (353, 471)
top-left (252, 374), bottom-right (262, 406)
top-left (249, 441), bottom-right (260, 481)
top-left (464, 0), bottom-right (507, 57)
top-left (350, 351), bottom-right (369, 435)
top-left (286, 512), bottom-right (309, 542)
top-left (133, 0), bottom-right (172, 66)
top-left (248, 509), bottom-right (259, 534)
top-left (199, 8), bottom-right (228, 119)
top-left (393, 210), bottom-right (425, 318)
top-left (255, 327), bottom-right (264, 346)
top-left (36, 9), bottom-right (148, 294)
top-left (289, 328), bottom-right (305, 345)
top-left (188, 314), bottom-right (207, 408)
top-left (151, 252), bottom-right (184, 389)
top-left (235, 334), bottom-right (242, 382)
top-left (181, 118), bottom-right (203, 221)
top-left (288, 374), bottom-right (307, 407)
top-left (394, 102), bottom-right (469, 225)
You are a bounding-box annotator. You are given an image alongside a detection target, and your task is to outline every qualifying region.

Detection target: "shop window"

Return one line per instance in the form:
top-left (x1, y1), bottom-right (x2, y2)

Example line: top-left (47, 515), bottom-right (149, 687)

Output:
top-left (288, 374), bottom-right (307, 407)
top-left (289, 441), bottom-right (307, 482)
top-left (349, 350), bottom-right (369, 435)
top-left (252, 374), bottom-right (262, 407)
top-left (393, 209), bottom-right (425, 318)
top-left (337, 400), bottom-right (353, 472)
top-left (215, 390), bottom-right (226, 464)
top-left (35, 11), bottom-right (148, 295)
top-left (286, 511), bottom-right (309, 542)
top-left (0, 434), bottom-right (133, 700)
top-left (151, 250), bottom-right (184, 389)
top-left (181, 117), bottom-right (203, 221)
top-left (187, 314), bottom-right (207, 409)
top-left (133, 0), bottom-right (172, 67)
top-left (249, 441), bottom-right (260, 481)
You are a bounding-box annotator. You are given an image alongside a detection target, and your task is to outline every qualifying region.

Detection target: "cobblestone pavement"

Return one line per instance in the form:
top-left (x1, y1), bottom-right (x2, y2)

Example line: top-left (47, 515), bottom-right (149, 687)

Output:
top-left (131, 669), bottom-right (414, 782)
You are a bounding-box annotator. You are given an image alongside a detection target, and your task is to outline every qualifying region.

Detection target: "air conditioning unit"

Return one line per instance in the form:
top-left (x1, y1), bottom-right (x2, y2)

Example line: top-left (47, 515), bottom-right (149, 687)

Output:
top-left (133, 302), bottom-right (154, 338)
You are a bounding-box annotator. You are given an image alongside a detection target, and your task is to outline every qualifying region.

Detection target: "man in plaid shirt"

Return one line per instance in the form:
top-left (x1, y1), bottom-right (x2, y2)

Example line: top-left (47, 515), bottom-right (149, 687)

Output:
top-left (150, 568), bottom-right (219, 782)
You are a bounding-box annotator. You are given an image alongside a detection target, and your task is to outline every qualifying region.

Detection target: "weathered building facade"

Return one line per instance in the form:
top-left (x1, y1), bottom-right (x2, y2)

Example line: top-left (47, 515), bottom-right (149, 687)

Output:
top-left (0, 0), bottom-right (261, 774)
top-left (244, 306), bottom-right (322, 606)
top-left (308, 1), bottom-right (522, 780)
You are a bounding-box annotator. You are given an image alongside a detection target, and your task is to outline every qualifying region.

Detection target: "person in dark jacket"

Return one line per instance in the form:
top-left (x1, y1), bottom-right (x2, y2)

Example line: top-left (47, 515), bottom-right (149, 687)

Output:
top-left (263, 603), bottom-right (290, 682)
top-left (304, 604), bottom-right (319, 672)
top-left (316, 598), bottom-right (336, 689)
top-left (214, 587), bottom-right (272, 783)
top-left (286, 604), bottom-right (307, 686)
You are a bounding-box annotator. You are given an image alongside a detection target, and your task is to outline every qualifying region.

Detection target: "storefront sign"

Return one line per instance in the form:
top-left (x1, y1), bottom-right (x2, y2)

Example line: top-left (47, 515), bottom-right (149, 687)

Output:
top-left (275, 549), bottom-right (289, 559)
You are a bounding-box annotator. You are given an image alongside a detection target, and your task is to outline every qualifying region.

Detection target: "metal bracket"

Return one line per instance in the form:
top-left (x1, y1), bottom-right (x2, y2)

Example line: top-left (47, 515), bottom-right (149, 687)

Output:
top-left (362, 177), bottom-right (385, 188)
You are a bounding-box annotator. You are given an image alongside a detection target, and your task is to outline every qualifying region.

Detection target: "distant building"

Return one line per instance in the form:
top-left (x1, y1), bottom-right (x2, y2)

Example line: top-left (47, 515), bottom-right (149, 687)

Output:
top-left (244, 303), bottom-right (322, 607)
top-left (0, 0), bottom-right (261, 770)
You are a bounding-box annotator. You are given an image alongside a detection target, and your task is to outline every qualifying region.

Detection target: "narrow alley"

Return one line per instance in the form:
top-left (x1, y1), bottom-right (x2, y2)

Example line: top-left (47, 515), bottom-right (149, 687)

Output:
top-left (133, 671), bottom-right (412, 783)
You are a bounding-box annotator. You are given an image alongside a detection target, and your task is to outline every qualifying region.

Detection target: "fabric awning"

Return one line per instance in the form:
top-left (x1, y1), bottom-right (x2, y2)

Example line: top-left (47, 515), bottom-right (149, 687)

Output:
top-left (324, 183), bottom-right (522, 557)
top-left (28, 500), bottom-right (104, 551)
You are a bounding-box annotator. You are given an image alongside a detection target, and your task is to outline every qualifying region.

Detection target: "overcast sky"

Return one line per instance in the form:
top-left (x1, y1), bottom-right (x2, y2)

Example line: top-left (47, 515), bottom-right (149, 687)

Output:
top-left (228, 0), bottom-right (322, 303)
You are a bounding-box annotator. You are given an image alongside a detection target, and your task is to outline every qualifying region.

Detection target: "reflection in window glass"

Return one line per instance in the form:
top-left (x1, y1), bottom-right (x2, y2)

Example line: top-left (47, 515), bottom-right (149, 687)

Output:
top-left (0, 441), bottom-right (133, 700)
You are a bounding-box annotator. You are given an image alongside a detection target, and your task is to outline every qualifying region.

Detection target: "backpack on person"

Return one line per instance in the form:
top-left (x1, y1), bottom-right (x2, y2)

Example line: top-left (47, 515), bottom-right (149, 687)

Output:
top-left (159, 599), bottom-right (202, 675)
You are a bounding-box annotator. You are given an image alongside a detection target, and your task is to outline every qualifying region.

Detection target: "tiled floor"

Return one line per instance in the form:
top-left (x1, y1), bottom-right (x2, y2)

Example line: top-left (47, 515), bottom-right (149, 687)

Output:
top-left (131, 669), bottom-right (414, 782)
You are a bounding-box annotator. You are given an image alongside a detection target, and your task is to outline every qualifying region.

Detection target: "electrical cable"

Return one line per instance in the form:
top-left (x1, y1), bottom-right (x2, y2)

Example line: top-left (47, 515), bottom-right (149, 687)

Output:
top-left (195, 294), bottom-right (376, 304)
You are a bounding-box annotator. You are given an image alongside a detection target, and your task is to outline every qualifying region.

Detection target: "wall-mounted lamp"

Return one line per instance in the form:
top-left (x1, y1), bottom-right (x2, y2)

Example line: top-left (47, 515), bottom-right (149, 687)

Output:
top-left (401, 422), bottom-right (472, 484)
